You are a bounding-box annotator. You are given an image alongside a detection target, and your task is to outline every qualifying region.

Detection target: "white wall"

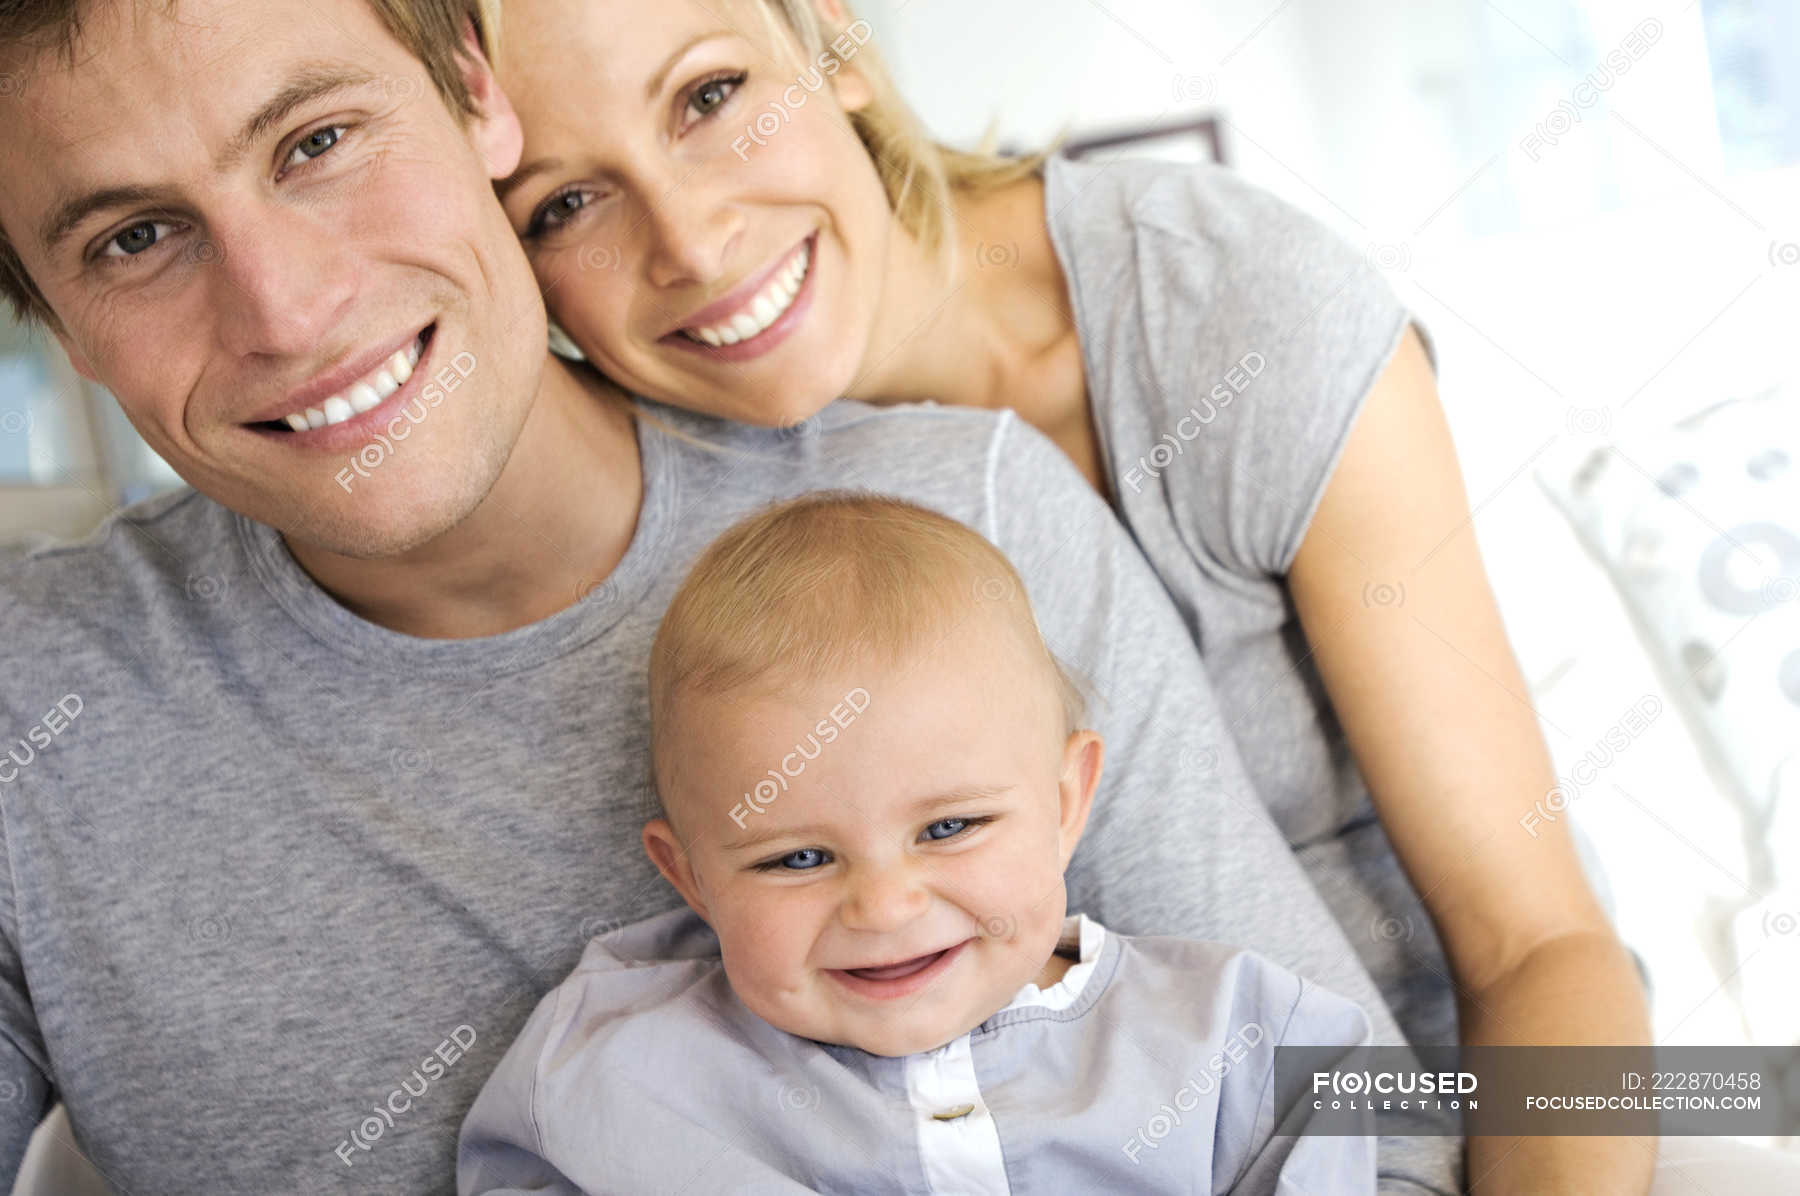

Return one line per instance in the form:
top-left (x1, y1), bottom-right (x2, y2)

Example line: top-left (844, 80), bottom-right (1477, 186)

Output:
top-left (855, 0), bottom-right (1324, 184)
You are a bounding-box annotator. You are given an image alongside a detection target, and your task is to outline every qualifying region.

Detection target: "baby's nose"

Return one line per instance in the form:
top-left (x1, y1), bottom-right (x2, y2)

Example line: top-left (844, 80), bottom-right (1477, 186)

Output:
top-left (838, 861), bottom-right (930, 933)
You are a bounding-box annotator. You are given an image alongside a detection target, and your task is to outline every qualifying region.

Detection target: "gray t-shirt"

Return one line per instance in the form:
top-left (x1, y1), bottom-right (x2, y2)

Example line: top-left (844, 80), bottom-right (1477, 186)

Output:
top-left (457, 909), bottom-right (1375, 1195)
top-left (1045, 154), bottom-right (1456, 1050)
top-left (0, 398), bottom-right (1456, 1192)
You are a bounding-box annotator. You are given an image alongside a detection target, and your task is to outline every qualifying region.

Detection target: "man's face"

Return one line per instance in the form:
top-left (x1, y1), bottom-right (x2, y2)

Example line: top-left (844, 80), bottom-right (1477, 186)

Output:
top-left (0, 0), bottom-right (549, 557)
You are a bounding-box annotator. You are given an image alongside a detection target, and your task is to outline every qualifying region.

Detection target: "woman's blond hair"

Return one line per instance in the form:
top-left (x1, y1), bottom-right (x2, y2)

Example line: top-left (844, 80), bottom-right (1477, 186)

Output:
top-left (746, 0), bottom-right (1044, 256)
top-left (477, 0), bottom-right (1044, 260)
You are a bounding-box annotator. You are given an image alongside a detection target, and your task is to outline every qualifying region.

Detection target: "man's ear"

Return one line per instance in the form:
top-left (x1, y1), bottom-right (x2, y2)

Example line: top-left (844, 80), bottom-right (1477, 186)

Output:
top-left (807, 0), bottom-right (875, 113)
top-left (642, 817), bottom-right (713, 923)
top-left (456, 19), bottom-right (524, 180)
top-left (1055, 730), bottom-right (1104, 870)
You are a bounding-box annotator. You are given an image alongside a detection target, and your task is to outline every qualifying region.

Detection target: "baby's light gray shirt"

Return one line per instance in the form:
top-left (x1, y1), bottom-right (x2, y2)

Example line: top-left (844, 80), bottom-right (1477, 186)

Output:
top-left (0, 399), bottom-right (1455, 1192)
top-left (457, 908), bottom-right (1377, 1195)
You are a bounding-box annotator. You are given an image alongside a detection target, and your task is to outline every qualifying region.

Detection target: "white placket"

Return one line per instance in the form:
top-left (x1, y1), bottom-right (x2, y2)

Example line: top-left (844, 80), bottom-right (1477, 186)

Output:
top-left (904, 1032), bottom-right (1011, 1195)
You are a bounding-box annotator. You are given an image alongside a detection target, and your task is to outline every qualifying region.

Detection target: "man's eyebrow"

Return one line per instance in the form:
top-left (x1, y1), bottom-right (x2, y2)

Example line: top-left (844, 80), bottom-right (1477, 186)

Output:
top-left (41, 185), bottom-right (171, 253)
top-left (40, 65), bottom-right (379, 253)
top-left (222, 65), bottom-right (381, 167)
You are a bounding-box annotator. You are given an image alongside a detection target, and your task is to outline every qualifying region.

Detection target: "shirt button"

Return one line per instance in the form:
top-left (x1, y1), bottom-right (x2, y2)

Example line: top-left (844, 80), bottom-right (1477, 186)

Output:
top-left (931, 1103), bottom-right (977, 1121)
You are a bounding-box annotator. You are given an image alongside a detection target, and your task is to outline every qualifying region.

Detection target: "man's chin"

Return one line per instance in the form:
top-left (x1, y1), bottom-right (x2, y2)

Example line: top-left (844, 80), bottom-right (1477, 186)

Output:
top-left (258, 476), bottom-right (494, 564)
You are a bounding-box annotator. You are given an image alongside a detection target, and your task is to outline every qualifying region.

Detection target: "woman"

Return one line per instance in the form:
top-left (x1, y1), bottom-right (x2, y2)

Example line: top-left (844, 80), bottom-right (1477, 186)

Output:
top-left (481, 0), bottom-right (1651, 1188)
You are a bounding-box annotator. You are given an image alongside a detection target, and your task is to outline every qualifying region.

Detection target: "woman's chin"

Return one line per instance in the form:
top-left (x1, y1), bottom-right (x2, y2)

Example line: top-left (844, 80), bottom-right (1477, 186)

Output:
top-left (715, 381), bottom-right (842, 430)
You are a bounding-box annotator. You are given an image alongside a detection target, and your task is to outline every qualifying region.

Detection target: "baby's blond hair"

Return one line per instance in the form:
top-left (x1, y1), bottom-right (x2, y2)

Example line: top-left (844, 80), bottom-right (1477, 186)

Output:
top-left (649, 493), bottom-right (1084, 797)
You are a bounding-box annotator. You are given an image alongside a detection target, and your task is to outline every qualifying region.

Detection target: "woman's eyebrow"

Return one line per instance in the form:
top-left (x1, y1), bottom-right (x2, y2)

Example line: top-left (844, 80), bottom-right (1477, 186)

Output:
top-left (496, 158), bottom-right (562, 204)
top-left (646, 31), bottom-right (735, 100)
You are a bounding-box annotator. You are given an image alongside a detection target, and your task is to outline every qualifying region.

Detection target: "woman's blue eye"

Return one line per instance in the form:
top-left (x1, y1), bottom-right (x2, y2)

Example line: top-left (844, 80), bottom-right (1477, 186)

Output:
top-left (779, 848), bottom-right (828, 871)
top-left (532, 189), bottom-right (589, 235)
top-left (923, 818), bottom-right (968, 841)
top-left (688, 73), bottom-right (743, 119)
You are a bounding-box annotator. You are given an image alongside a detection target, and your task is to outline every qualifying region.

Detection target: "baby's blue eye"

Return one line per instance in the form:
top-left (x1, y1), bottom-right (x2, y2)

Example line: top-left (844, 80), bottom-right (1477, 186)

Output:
top-left (779, 848), bottom-right (828, 870)
top-left (923, 818), bottom-right (967, 841)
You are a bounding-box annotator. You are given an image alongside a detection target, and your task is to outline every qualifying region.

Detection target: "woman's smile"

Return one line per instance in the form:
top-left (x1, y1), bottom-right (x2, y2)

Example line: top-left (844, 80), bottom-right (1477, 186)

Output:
top-left (663, 232), bottom-right (819, 362)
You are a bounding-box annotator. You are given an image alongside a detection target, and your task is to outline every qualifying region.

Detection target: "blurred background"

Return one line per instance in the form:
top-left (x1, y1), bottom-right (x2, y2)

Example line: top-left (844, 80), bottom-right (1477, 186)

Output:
top-left (3, 0), bottom-right (1797, 1144)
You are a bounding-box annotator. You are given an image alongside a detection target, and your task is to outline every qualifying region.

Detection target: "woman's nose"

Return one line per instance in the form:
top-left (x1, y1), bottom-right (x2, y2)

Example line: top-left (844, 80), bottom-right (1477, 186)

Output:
top-left (838, 862), bottom-right (930, 934)
top-left (641, 181), bottom-right (741, 290)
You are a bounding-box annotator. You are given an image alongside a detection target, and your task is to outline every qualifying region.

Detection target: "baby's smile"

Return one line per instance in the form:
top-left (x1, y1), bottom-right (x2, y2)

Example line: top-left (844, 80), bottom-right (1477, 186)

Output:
top-left (825, 938), bottom-right (974, 1000)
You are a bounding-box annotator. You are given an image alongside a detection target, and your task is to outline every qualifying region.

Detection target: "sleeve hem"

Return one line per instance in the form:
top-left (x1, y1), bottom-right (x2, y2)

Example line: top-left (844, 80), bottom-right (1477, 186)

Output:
top-left (1274, 310), bottom-right (1428, 576)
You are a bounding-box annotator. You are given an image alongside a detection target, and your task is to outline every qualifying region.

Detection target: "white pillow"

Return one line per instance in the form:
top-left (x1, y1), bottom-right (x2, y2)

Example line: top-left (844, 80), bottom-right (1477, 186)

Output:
top-left (1538, 388), bottom-right (1800, 888)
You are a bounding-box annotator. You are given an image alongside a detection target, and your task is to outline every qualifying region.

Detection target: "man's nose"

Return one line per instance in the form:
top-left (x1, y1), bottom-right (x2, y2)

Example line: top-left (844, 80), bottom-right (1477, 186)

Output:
top-left (207, 203), bottom-right (357, 359)
top-left (641, 177), bottom-right (742, 290)
top-left (839, 860), bottom-right (931, 934)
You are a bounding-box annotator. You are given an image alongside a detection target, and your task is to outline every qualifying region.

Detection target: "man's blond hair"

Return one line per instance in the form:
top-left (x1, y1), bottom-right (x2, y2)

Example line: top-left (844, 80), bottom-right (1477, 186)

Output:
top-left (649, 492), bottom-right (1084, 794)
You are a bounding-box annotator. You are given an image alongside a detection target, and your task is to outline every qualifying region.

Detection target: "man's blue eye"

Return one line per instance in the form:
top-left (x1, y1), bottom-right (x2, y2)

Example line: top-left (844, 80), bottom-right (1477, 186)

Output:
top-left (110, 223), bottom-right (160, 256)
top-left (780, 848), bottom-right (827, 870)
top-left (923, 818), bottom-right (967, 841)
top-left (296, 127), bottom-right (340, 160)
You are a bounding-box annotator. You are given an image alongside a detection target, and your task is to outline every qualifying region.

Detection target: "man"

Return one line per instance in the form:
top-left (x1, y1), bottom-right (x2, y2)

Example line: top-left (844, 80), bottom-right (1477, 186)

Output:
top-left (0, 1), bottom-right (1454, 1190)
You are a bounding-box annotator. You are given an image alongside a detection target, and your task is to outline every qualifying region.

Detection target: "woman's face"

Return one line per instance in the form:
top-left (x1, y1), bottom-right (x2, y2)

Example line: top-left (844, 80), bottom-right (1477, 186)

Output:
top-left (494, 0), bottom-right (898, 427)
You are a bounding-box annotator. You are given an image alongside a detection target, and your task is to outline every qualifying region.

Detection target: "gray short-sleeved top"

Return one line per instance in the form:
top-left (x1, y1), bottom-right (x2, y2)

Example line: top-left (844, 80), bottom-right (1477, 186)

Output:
top-left (1045, 154), bottom-right (1454, 1049)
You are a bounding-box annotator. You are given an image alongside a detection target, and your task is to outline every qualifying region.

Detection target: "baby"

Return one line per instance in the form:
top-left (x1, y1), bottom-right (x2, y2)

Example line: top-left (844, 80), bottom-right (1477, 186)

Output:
top-left (458, 493), bottom-right (1375, 1194)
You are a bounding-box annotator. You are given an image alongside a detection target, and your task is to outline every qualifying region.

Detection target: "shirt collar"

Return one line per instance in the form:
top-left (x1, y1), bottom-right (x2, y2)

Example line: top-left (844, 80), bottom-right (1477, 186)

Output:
top-left (999, 913), bottom-right (1106, 1014)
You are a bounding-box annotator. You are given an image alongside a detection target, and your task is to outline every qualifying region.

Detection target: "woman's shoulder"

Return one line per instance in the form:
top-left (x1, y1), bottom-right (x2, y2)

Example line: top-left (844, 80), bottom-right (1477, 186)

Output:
top-left (1044, 153), bottom-right (1375, 317)
top-left (1042, 153), bottom-right (1419, 580)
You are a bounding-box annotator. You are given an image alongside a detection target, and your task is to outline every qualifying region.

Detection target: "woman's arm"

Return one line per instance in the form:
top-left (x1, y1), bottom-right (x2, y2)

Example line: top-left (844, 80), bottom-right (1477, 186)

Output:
top-left (1287, 327), bottom-right (1654, 1194)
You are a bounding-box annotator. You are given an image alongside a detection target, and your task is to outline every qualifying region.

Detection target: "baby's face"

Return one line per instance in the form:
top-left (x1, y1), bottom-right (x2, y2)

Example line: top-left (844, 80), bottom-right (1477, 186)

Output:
top-left (646, 620), bottom-right (1099, 1057)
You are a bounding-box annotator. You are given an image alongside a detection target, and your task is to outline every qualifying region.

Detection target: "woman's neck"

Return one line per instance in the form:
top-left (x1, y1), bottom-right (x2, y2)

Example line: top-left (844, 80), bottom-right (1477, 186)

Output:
top-left (847, 177), bottom-right (1083, 430)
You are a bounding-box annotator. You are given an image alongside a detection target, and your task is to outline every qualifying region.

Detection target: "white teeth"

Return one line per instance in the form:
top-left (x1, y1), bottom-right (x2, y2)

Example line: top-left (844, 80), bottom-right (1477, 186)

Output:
top-left (683, 242), bottom-right (811, 347)
top-left (276, 334), bottom-right (426, 431)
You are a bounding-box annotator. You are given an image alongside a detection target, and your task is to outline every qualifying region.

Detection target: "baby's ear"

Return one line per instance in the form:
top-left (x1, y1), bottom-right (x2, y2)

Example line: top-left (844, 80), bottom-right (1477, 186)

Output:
top-left (1055, 730), bottom-right (1104, 867)
top-left (642, 817), bottom-right (712, 923)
